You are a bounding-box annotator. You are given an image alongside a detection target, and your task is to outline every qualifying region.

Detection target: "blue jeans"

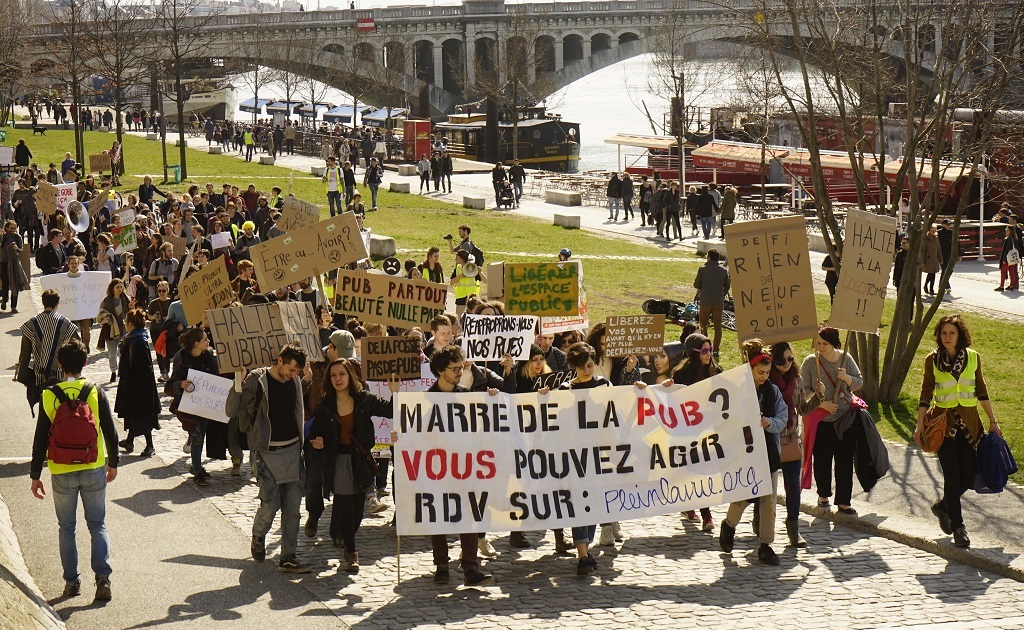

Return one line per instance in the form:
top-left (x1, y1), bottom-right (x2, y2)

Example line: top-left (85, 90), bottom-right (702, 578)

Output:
top-left (52, 467), bottom-right (111, 584)
top-left (782, 459), bottom-right (802, 522)
top-left (327, 190), bottom-right (342, 216)
top-left (512, 180), bottom-right (523, 203)
top-left (252, 454), bottom-right (304, 559)
top-left (700, 216), bottom-right (715, 239)
top-left (571, 524), bottom-right (596, 545)
top-left (368, 184), bottom-right (379, 209)
top-left (607, 197), bottom-right (622, 219)
top-left (191, 417), bottom-right (208, 474)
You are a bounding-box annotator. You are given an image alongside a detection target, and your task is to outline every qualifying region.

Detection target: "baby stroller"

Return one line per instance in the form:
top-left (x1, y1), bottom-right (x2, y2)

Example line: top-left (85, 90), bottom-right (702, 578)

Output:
top-left (497, 180), bottom-right (515, 209)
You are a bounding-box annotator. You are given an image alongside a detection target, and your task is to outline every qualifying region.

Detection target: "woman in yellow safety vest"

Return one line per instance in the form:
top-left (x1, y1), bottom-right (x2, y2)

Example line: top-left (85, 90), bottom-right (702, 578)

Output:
top-left (448, 248), bottom-right (486, 314)
top-left (916, 314), bottom-right (1002, 549)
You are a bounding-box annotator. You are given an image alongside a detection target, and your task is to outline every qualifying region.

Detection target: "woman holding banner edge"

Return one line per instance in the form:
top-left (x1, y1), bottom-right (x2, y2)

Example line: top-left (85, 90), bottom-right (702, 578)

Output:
top-left (672, 332), bottom-right (720, 532)
top-left (769, 342), bottom-right (815, 548)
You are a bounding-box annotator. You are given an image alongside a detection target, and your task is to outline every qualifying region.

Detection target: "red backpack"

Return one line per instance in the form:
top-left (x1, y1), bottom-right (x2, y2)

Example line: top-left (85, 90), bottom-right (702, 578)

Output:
top-left (47, 384), bottom-right (99, 466)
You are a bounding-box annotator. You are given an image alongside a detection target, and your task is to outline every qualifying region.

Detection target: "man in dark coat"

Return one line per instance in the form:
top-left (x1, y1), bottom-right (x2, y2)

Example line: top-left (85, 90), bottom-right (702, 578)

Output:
top-left (937, 219), bottom-right (959, 294)
top-left (15, 140), bottom-right (32, 168)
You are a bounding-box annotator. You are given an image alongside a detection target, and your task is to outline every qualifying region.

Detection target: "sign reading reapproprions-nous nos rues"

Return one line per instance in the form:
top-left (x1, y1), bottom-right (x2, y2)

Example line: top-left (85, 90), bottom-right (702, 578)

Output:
top-left (461, 314), bottom-right (538, 361)
top-left (393, 365), bottom-right (770, 535)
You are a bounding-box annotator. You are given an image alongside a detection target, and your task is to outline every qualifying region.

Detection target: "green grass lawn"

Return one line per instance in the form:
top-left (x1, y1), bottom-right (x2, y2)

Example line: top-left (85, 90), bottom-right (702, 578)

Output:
top-left (7, 127), bottom-right (1022, 480)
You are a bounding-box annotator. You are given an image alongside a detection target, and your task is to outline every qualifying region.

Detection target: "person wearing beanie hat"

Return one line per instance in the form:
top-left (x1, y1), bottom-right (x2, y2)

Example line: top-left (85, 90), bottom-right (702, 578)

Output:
top-left (234, 219), bottom-right (261, 262)
top-left (672, 331), bottom-right (721, 531)
top-left (798, 325), bottom-right (864, 516)
top-left (329, 329), bottom-right (356, 360)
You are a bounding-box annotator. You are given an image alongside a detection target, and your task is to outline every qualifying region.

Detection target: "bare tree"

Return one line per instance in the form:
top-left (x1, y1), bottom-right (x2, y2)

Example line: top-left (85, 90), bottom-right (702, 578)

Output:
top-left (745, 0), bottom-right (1024, 402)
top-left (237, 15), bottom-right (281, 125)
top-left (271, 33), bottom-right (305, 124)
top-left (42, 0), bottom-right (94, 171)
top-left (0, 1), bottom-right (37, 127)
top-left (153, 0), bottom-right (225, 180)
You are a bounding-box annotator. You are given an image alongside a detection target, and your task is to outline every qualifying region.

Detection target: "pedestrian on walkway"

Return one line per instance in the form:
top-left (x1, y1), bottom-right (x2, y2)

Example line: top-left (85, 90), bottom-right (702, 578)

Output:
top-left (228, 342), bottom-right (313, 574)
top-left (419, 154), bottom-right (432, 194)
top-left (922, 224), bottom-right (943, 295)
top-left (508, 159), bottom-right (526, 206)
top-left (916, 315), bottom-right (1002, 549)
top-left (115, 309), bottom-right (161, 457)
top-left (995, 221), bottom-right (1021, 292)
top-left (938, 219), bottom-right (959, 294)
top-left (719, 186), bottom-right (738, 235)
top-left (30, 338), bottom-right (119, 601)
top-left (719, 340), bottom-right (786, 565)
top-left (441, 150), bottom-right (454, 194)
top-left (664, 182), bottom-right (682, 240)
top-left (308, 359), bottom-right (399, 573)
top-left (363, 157), bottom-right (384, 210)
top-left (97, 278), bottom-right (130, 384)
top-left (18, 290), bottom-right (81, 413)
top-left (799, 326), bottom-right (863, 516)
top-left (769, 341), bottom-right (812, 548)
top-left (697, 185), bottom-right (718, 240)
top-left (323, 156), bottom-right (343, 217)
top-left (1, 219), bottom-right (25, 311)
top-left (621, 173), bottom-right (635, 221)
top-left (693, 249), bottom-right (729, 355)
top-left (343, 160), bottom-right (357, 206)
top-left (490, 162), bottom-right (507, 206)
top-left (606, 172), bottom-right (622, 221)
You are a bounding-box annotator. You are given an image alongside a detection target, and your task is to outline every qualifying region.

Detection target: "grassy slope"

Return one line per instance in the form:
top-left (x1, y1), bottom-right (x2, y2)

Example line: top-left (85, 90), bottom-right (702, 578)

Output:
top-left (8, 127), bottom-right (1022, 479)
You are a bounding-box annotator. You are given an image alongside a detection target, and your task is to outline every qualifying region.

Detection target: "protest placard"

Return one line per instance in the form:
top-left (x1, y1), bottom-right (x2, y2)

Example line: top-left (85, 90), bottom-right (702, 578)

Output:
top-left (36, 181), bottom-right (75, 216)
top-left (250, 212), bottom-right (367, 292)
top-left (367, 363), bottom-right (435, 449)
top-left (393, 364), bottom-right (769, 535)
top-left (54, 182), bottom-right (77, 215)
top-left (88, 187), bottom-right (111, 217)
top-left (164, 234), bottom-right (188, 258)
top-left (114, 207), bottom-right (135, 227)
top-left (362, 336), bottom-right (422, 381)
top-left (504, 262), bottom-right (580, 317)
top-left (460, 314), bottom-right (538, 361)
top-left (178, 256), bottom-right (233, 325)
top-left (828, 209), bottom-right (899, 334)
top-left (725, 216), bottom-right (819, 345)
top-left (177, 369), bottom-right (232, 423)
top-left (334, 270), bottom-right (447, 328)
top-left (40, 271), bottom-right (111, 320)
top-left (89, 153), bottom-right (111, 172)
top-left (535, 369), bottom-right (575, 390)
top-left (277, 195), bottom-right (322, 232)
top-left (111, 222), bottom-right (137, 255)
top-left (485, 262), bottom-right (505, 300)
top-left (210, 231), bottom-right (232, 250)
top-left (605, 315), bottom-right (666, 357)
top-left (540, 261), bottom-right (589, 333)
top-left (208, 301), bottom-right (324, 372)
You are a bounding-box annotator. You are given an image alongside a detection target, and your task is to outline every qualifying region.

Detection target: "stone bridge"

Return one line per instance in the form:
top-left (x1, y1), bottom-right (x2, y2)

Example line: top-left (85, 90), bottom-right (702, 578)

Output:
top-left (26, 0), bottom-right (1009, 117)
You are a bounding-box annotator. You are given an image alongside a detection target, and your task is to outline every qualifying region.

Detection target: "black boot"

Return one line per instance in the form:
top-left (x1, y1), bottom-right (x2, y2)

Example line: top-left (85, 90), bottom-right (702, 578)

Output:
top-left (786, 519), bottom-right (807, 548)
top-left (719, 521), bottom-right (736, 553)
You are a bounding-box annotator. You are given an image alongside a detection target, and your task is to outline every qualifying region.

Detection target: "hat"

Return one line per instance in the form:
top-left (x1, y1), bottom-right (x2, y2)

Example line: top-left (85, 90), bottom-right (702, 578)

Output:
top-left (683, 332), bottom-right (711, 355)
top-left (558, 248), bottom-right (572, 259)
top-left (941, 219), bottom-right (950, 225)
top-left (329, 330), bottom-right (356, 359)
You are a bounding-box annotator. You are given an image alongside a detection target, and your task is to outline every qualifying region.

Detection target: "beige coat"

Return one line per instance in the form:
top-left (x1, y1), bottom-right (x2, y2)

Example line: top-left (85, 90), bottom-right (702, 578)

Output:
top-left (922, 233), bottom-right (943, 274)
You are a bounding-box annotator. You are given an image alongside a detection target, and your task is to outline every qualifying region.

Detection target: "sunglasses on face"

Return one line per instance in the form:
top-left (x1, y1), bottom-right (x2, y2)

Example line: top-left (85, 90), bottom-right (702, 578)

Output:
top-left (776, 356), bottom-right (795, 365)
top-left (697, 346), bottom-right (715, 356)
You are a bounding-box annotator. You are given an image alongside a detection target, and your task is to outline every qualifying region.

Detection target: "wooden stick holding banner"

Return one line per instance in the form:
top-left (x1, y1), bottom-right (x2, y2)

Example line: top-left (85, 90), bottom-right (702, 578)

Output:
top-left (833, 330), bottom-right (853, 405)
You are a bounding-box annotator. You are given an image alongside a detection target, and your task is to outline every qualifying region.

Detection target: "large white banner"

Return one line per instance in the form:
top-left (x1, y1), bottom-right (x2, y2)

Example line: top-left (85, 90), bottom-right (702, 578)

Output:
top-left (367, 362), bottom-right (435, 452)
top-left (394, 364), bottom-right (770, 536)
top-left (40, 271), bottom-right (111, 320)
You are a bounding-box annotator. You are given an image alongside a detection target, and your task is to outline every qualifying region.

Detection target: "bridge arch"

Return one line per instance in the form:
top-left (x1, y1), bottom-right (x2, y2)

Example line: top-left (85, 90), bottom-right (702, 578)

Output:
top-left (323, 43), bottom-right (345, 56)
top-left (383, 40), bottom-right (407, 71)
top-left (414, 39), bottom-right (435, 84)
top-left (618, 32), bottom-right (640, 46)
top-left (474, 36), bottom-right (497, 75)
top-left (354, 42), bottom-right (377, 64)
top-left (563, 34), bottom-right (584, 64)
top-left (591, 32), bottom-right (613, 54)
top-left (442, 38), bottom-right (464, 94)
top-left (535, 35), bottom-right (556, 74)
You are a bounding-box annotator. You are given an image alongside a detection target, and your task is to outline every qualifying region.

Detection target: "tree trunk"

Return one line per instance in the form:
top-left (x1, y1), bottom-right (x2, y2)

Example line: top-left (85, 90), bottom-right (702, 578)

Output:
top-left (175, 73), bottom-right (187, 180)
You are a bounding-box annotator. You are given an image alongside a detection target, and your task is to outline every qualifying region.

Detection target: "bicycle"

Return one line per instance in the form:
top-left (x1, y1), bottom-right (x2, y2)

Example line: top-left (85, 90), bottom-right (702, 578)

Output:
top-left (642, 294), bottom-right (737, 332)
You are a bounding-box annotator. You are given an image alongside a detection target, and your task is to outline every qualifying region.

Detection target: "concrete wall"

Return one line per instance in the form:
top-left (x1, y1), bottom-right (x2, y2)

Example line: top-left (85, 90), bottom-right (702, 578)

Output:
top-left (0, 494), bottom-right (65, 630)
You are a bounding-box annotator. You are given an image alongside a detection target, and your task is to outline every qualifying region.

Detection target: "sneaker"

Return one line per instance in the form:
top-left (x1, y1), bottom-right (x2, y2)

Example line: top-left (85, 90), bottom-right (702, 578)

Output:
top-left (182, 437), bottom-right (192, 453)
top-left (719, 521), bottom-right (736, 553)
top-left (612, 522), bottom-right (624, 542)
top-left (683, 510), bottom-right (699, 522)
top-left (433, 563), bottom-right (450, 584)
top-left (251, 537), bottom-right (266, 562)
top-left (477, 536), bottom-right (498, 558)
top-left (139, 446), bottom-right (155, 457)
top-left (598, 525), bottom-right (615, 547)
top-left (931, 500), bottom-right (953, 535)
top-left (62, 580), bottom-right (81, 597)
top-left (702, 517), bottom-right (714, 532)
top-left (758, 544), bottom-right (780, 565)
top-left (953, 527), bottom-right (970, 548)
top-left (304, 515), bottom-right (319, 538)
top-left (94, 577), bottom-right (111, 602)
top-left (463, 567), bottom-right (494, 587)
top-left (278, 555), bottom-right (311, 573)
top-left (366, 496), bottom-right (388, 514)
top-left (995, 286), bottom-right (1005, 292)
top-left (576, 554), bottom-right (597, 576)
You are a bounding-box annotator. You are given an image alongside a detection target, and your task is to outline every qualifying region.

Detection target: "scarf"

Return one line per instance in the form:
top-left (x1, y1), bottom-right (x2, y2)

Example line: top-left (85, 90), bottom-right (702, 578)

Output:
top-left (935, 346), bottom-right (967, 379)
top-left (769, 369), bottom-right (799, 430)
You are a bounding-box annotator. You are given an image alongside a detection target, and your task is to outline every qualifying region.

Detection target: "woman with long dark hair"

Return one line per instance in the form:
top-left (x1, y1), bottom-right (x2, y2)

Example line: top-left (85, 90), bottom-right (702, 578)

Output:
top-left (97, 278), bottom-right (130, 383)
top-left (167, 326), bottom-right (222, 485)
top-left (308, 359), bottom-right (399, 572)
top-left (916, 315), bottom-right (1002, 548)
top-left (769, 342), bottom-right (814, 548)
top-left (115, 309), bottom-right (161, 456)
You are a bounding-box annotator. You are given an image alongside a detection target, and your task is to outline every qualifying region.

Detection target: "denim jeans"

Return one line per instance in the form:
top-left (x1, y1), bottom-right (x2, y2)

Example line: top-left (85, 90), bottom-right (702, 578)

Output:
top-left (512, 181), bottom-right (523, 203)
top-left (781, 459), bottom-right (802, 522)
top-left (106, 340), bottom-right (119, 373)
top-left (52, 466), bottom-right (111, 584)
top-left (700, 216), bottom-right (715, 240)
top-left (368, 184), bottom-right (379, 209)
top-left (327, 190), bottom-right (342, 216)
top-left (191, 417), bottom-right (208, 473)
top-left (607, 197), bottom-right (622, 219)
top-left (252, 454), bottom-right (304, 559)
top-left (571, 524), bottom-right (596, 545)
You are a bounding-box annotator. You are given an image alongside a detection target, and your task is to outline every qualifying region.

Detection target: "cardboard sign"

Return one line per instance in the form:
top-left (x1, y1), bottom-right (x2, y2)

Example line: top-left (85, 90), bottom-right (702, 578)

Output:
top-left (828, 209), bottom-right (899, 334)
top-left (89, 153), bottom-right (111, 172)
top-left (725, 216), bottom-right (819, 345)
top-left (250, 212), bottom-right (367, 293)
top-left (208, 301), bottom-right (325, 372)
top-left (605, 315), bottom-right (666, 357)
top-left (165, 234), bottom-right (188, 257)
top-left (541, 260), bottom-right (589, 333)
top-left (367, 362), bottom-right (435, 448)
top-left (114, 207), bottom-right (135, 227)
top-left (39, 271), bottom-right (111, 320)
top-left (334, 270), bottom-right (447, 328)
top-left (88, 188), bottom-right (111, 217)
top-left (277, 195), bottom-right (321, 232)
top-left (111, 222), bottom-right (137, 255)
top-left (37, 181), bottom-right (76, 216)
top-left (534, 369), bottom-right (575, 390)
top-left (178, 256), bottom-right (233, 325)
top-left (503, 262), bottom-right (580, 317)
top-left (460, 314), bottom-right (538, 361)
top-left (177, 369), bottom-right (232, 423)
top-left (361, 336), bottom-right (422, 381)
top-left (210, 231), bottom-right (232, 250)
top-left (393, 364), bottom-right (769, 535)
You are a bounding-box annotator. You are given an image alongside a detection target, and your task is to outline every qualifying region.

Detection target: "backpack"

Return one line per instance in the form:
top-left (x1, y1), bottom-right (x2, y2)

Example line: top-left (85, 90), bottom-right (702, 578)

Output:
top-left (469, 242), bottom-right (484, 268)
top-left (47, 383), bottom-right (99, 466)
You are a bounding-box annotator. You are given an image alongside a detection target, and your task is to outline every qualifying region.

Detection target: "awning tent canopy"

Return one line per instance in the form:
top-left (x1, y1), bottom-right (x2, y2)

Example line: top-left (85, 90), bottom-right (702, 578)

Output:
top-left (239, 98), bottom-right (271, 114)
top-left (362, 107), bottom-right (408, 127)
top-left (297, 103), bottom-right (331, 117)
top-left (266, 100), bottom-right (304, 114)
top-left (691, 141), bottom-right (788, 175)
top-left (781, 149), bottom-right (881, 182)
top-left (322, 104), bottom-right (373, 123)
top-left (882, 158), bottom-right (975, 192)
top-left (603, 134), bottom-right (679, 150)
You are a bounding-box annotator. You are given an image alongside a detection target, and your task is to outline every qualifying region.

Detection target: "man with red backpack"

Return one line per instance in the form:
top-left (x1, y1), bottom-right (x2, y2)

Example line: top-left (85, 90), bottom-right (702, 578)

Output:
top-left (29, 338), bottom-right (120, 602)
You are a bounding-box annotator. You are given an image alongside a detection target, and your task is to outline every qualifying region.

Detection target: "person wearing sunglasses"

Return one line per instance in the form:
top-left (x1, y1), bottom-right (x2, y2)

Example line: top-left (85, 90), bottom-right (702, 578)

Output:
top-left (671, 332), bottom-right (720, 531)
top-left (769, 342), bottom-right (817, 548)
top-left (147, 281), bottom-right (173, 381)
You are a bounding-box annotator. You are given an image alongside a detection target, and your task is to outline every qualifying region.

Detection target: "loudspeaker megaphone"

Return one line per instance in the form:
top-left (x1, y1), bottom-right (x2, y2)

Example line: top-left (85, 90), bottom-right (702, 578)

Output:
top-left (67, 200), bottom-right (91, 234)
top-left (462, 262), bottom-right (479, 277)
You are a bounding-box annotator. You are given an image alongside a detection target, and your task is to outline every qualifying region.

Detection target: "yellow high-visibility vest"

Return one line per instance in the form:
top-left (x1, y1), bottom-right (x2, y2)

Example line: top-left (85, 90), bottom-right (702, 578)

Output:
top-left (932, 348), bottom-right (979, 408)
top-left (39, 380), bottom-right (108, 476)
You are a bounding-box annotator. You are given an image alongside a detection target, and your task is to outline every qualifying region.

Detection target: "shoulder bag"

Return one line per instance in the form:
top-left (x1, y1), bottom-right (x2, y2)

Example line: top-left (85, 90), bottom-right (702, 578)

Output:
top-left (915, 407), bottom-right (947, 453)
